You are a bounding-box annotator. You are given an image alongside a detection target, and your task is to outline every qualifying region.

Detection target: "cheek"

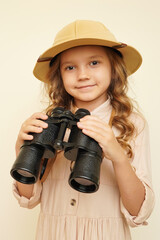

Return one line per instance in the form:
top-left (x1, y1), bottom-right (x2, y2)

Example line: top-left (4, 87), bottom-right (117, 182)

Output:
top-left (96, 69), bottom-right (111, 86)
top-left (61, 72), bottom-right (75, 88)
top-left (61, 73), bottom-right (68, 87)
top-left (62, 78), bottom-right (73, 93)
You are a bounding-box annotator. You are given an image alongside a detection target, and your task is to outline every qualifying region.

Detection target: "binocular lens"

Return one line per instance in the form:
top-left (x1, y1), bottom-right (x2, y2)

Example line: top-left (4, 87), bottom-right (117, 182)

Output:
top-left (17, 169), bottom-right (34, 178)
top-left (13, 169), bottom-right (35, 184)
top-left (69, 178), bottom-right (96, 193)
top-left (74, 178), bottom-right (93, 186)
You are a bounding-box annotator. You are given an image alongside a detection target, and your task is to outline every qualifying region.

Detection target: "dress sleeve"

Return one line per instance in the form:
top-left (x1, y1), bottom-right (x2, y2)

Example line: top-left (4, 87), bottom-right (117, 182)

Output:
top-left (12, 180), bottom-right (42, 209)
top-left (120, 117), bottom-right (155, 227)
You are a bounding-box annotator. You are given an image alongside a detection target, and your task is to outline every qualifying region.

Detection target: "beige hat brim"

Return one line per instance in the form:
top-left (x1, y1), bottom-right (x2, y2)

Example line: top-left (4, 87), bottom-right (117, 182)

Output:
top-left (33, 38), bottom-right (142, 82)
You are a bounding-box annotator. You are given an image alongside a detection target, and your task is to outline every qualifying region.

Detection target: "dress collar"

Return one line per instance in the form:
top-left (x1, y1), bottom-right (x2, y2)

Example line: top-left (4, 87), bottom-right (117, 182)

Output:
top-left (71, 97), bottom-right (112, 122)
top-left (91, 98), bottom-right (112, 121)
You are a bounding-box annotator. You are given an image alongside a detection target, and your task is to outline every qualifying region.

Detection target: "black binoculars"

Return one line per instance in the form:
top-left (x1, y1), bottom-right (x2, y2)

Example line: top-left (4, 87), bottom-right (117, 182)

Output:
top-left (10, 107), bottom-right (103, 193)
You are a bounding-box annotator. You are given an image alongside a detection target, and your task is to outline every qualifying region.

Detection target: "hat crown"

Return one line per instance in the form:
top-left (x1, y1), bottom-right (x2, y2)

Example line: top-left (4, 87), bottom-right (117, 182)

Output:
top-left (54, 20), bottom-right (117, 45)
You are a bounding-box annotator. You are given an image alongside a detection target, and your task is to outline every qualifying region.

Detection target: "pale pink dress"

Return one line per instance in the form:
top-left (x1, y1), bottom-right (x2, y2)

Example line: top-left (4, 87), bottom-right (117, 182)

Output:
top-left (13, 99), bottom-right (155, 240)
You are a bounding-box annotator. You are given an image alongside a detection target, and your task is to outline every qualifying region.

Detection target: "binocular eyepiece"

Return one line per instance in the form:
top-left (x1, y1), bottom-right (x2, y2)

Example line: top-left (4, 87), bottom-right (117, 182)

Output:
top-left (10, 107), bottom-right (103, 193)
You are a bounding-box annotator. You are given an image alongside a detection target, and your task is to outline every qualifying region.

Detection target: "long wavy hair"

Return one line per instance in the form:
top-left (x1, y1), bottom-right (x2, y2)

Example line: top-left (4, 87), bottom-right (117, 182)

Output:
top-left (44, 47), bottom-right (137, 158)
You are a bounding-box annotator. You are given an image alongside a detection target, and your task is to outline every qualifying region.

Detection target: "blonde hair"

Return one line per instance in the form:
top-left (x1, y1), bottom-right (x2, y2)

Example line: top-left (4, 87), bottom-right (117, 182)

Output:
top-left (44, 47), bottom-right (137, 158)
top-left (106, 48), bottom-right (135, 158)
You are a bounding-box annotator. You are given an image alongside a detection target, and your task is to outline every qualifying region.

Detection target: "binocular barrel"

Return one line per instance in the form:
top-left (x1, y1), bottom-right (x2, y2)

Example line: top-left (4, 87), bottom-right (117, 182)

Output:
top-left (10, 107), bottom-right (103, 193)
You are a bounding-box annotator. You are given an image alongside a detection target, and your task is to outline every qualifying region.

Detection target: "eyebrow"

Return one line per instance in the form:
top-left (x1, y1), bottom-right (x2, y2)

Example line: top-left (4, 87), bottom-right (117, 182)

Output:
top-left (60, 61), bottom-right (74, 67)
top-left (89, 55), bottom-right (104, 59)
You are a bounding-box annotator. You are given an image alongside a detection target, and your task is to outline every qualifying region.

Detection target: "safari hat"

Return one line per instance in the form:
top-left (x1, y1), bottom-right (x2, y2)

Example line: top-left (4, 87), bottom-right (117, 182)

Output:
top-left (33, 20), bottom-right (142, 82)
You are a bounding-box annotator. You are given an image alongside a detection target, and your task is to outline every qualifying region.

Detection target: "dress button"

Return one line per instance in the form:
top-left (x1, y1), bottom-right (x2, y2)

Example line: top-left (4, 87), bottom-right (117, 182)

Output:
top-left (70, 199), bottom-right (76, 206)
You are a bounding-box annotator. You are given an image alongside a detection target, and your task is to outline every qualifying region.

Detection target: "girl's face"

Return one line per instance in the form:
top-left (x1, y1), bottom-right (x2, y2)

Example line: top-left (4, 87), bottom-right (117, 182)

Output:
top-left (60, 45), bottom-right (111, 111)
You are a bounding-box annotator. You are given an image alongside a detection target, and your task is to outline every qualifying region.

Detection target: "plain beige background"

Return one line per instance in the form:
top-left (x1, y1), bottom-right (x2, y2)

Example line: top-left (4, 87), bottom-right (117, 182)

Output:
top-left (0, 0), bottom-right (159, 239)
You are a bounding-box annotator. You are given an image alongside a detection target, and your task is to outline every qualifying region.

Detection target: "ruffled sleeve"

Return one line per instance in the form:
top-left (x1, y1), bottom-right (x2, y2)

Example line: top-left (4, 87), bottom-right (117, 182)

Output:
top-left (12, 180), bottom-right (42, 209)
top-left (120, 116), bottom-right (155, 227)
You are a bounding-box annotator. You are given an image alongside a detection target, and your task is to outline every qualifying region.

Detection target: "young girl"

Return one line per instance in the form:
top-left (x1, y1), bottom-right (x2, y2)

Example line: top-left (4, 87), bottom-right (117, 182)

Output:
top-left (13, 20), bottom-right (154, 240)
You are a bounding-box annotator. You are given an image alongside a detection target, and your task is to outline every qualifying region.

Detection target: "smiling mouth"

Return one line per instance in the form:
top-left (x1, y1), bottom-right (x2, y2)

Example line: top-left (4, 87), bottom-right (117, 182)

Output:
top-left (76, 84), bottom-right (96, 89)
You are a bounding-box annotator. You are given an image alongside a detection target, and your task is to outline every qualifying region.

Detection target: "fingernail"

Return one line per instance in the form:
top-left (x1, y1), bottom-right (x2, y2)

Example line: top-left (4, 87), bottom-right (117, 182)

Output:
top-left (80, 117), bottom-right (86, 121)
top-left (42, 114), bottom-right (48, 119)
top-left (77, 122), bottom-right (83, 127)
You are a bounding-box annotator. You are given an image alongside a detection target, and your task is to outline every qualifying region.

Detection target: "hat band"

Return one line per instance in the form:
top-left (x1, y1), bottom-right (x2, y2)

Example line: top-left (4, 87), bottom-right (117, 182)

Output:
top-left (37, 57), bottom-right (53, 62)
top-left (112, 43), bottom-right (127, 49)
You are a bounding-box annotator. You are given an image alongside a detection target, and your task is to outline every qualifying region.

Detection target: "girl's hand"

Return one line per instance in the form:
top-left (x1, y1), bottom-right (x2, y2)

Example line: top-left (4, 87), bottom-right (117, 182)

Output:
top-left (77, 115), bottom-right (126, 163)
top-left (15, 112), bottom-right (48, 157)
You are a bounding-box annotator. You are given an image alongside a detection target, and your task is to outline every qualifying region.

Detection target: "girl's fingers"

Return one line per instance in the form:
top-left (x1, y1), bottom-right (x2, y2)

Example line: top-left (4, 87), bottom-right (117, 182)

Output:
top-left (16, 112), bottom-right (48, 156)
top-left (77, 116), bottom-right (110, 136)
top-left (79, 115), bottom-right (109, 128)
top-left (80, 115), bottom-right (103, 122)
top-left (81, 128), bottom-right (103, 144)
top-left (77, 115), bottom-right (118, 159)
top-left (20, 132), bottom-right (34, 141)
top-left (78, 120), bottom-right (107, 133)
top-left (22, 125), bottom-right (44, 134)
top-left (18, 113), bottom-right (49, 141)
top-left (21, 117), bottom-right (48, 133)
top-left (30, 112), bottom-right (48, 120)
top-left (27, 119), bottom-right (48, 129)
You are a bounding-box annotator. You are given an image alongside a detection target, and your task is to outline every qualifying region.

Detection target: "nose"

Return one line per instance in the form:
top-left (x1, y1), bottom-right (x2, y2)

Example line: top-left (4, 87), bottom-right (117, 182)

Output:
top-left (77, 66), bottom-right (90, 81)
